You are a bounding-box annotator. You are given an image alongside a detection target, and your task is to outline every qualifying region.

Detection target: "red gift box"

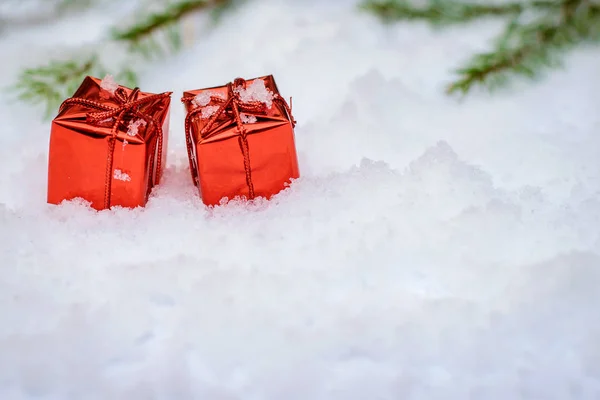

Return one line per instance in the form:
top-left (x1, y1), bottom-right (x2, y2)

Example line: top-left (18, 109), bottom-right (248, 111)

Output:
top-left (47, 75), bottom-right (172, 210)
top-left (181, 75), bottom-right (300, 206)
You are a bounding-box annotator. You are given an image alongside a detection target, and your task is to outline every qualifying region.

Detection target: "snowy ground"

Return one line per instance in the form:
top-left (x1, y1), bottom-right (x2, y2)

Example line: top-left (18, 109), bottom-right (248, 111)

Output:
top-left (1, 0), bottom-right (600, 398)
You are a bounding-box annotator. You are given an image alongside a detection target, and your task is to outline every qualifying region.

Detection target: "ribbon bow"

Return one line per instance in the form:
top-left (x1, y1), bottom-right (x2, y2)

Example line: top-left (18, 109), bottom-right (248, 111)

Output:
top-left (182, 78), bottom-right (295, 200)
top-left (59, 85), bottom-right (172, 209)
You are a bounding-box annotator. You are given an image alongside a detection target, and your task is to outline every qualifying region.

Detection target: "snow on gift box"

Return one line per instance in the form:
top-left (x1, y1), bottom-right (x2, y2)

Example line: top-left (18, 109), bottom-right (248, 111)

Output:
top-left (47, 75), bottom-right (172, 210)
top-left (181, 75), bottom-right (300, 206)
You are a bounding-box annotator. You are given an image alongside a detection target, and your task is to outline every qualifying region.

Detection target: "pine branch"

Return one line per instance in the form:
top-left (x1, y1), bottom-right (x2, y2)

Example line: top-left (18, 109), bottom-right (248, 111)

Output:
top-left (12, 56), bottom-right (105, 118)
top-left (12, 0), bottom-right (235, 119)
top-left (447, 1), bottom-right (600, 94)
top-left (112, 0), bottom-right (236, 59)
top-left (12, 56), bottom-right (139, 119)
top-left (111, 0), bottom-right (230, 42)
top-left (209, 0), bottom-right (242, 22)
top-left (361, 0), bottom-right (600, 95)
top-left (361, 0), bottom-right (561, 25)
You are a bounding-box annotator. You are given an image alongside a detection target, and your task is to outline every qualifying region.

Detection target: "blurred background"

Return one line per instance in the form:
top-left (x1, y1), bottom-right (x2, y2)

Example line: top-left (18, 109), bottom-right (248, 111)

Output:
top-left (1, 2), bottom-right (600, 399)
top-left (2, 0), bottom-right (599, 120)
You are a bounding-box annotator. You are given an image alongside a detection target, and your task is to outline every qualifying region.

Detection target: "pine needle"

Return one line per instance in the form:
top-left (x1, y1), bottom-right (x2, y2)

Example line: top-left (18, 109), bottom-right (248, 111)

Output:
top-left (360, 0), bottom-right (561, 25)
top-left (111, 0), bottom-right (230, 42)
top-left (12, 0), bottom-right (235, 119)
top-left (446, 1), bottom-right (600, 94)
top-left (12, 56), bottom-right (106, 118)
top-left (112, 0), bottom-right (235, 58)
top-left (361, 0), bottom-right (600, 95)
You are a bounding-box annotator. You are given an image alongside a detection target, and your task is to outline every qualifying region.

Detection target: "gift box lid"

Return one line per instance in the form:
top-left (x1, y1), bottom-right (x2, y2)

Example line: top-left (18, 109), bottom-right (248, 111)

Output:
top-left (53, 75), bottom-right (172, 143)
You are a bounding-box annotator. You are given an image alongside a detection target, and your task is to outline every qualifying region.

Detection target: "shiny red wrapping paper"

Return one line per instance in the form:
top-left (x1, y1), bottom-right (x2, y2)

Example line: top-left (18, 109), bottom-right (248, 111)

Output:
top-left (182, 75), bottom-right (300, 206)
top-left (47, 76), bottom-right (172, 210)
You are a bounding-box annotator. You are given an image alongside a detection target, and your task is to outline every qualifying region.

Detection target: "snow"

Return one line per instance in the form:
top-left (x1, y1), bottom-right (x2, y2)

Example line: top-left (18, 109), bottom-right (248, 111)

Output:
top-left (192, 91), bottom-right (225, 108)
top-left (192, 91), bottom-right (214, 107)
top-left (99, 74), bottom-right (118, 95)
top-left (126, 119), bottom-right (146, 137)
top-left (1, 0), bottom-right (600, 399)
top-left (234, 78), bottom-right (274, 108)
top-left (200, 105), bottom-right (221, 119)
top-left (113, 169), bottom-right (131, 182)
top-left (241, 113), bottom-right (258, 124)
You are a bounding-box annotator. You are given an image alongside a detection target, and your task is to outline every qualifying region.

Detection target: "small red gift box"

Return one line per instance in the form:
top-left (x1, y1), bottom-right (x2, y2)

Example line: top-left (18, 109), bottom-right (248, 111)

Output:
top-left (47, 75), bottom-right (172, 210)
top-left (181, 75), bottom-right (300, 206)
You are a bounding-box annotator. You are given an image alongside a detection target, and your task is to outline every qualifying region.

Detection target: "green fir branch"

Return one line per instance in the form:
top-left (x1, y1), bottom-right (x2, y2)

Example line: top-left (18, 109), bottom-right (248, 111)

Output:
top-left (360, 0), bottom-right (561, 25)
top-left (12, 0), bottom-right (235, 119)
top-left (361, 0), bottom-right (600, 95)
top-left (111, 0), bottom-right (229, 42)
top-left (112, 0), bottom-right (236, 59)
top-left (209, 0), bottom-right (241, 23)
top-left (447, 1), bottom-right (600, 94)
top-left (13, 55), bottom-right (138, 119)
top-left (13, 56), bottom-right (106, 118)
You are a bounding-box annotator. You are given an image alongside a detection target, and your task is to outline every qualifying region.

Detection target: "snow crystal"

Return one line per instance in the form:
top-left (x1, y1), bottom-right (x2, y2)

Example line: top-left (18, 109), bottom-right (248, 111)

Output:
top-left (201, 105), bottom-right (220, 119)
top-left (98, 117), bottom-right (114, 125)
top-left (240, 113), bottom-right (257, 124)
top-left (127, 119), bottom-right (146, 137)
top-left (192, 91), bottom-right (225, 107)
top-left (99, 74), bottom-right (118, 95)
top-left (113, 169), bottom-right (131, 182)
top-left (2, 1), bottom-right (600, 399)
top-left (235, 78), bottom-right (274, 108)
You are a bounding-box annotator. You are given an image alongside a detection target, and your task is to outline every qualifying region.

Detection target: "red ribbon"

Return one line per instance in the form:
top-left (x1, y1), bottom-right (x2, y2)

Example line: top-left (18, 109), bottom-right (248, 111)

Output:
top-left (182, 77), bottom-right (295, 201)
top-left (59, 86), bottom-right (172, 209)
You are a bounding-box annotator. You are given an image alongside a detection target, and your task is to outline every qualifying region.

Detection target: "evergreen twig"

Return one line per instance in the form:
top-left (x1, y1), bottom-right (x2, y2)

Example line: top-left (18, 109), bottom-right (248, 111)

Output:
top-left (13, 56), bottom-right (103, 118)
top-left (111, 0), bottom-right (228, 42)
top-left (11, 0), bottom-right (235, 119)
top-left (361, 0), bottom-right (600, 95)
top-left (113, 0), bottom-right (238, 60)
top-left (361, 0), bottom-right (561, 25)
top-left (13, 55), bottom-right (139, 118)
top-left (447, 2), bottom-right (600, 94)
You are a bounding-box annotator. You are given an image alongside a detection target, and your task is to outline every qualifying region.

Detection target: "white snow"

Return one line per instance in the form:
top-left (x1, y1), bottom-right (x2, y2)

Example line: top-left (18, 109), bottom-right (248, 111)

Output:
top-left (126, 119), bottom-right (146, 137)
top-left (113, 169), bottom-right (131, 182)
top-left (192, 91), bottom-right (213, 107)
top-left (192, 91), bottom-right (225, 108)
top-left (240, 113), bottom-right (257, 124)
top-left (1, 0), bottom-right (600, 399)
top-left (200, 105), bottom-right (221, 119)
top-left (234, 78), bottom-right (274, 108)
top-left (99, 73), bottom-right (118, 95)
